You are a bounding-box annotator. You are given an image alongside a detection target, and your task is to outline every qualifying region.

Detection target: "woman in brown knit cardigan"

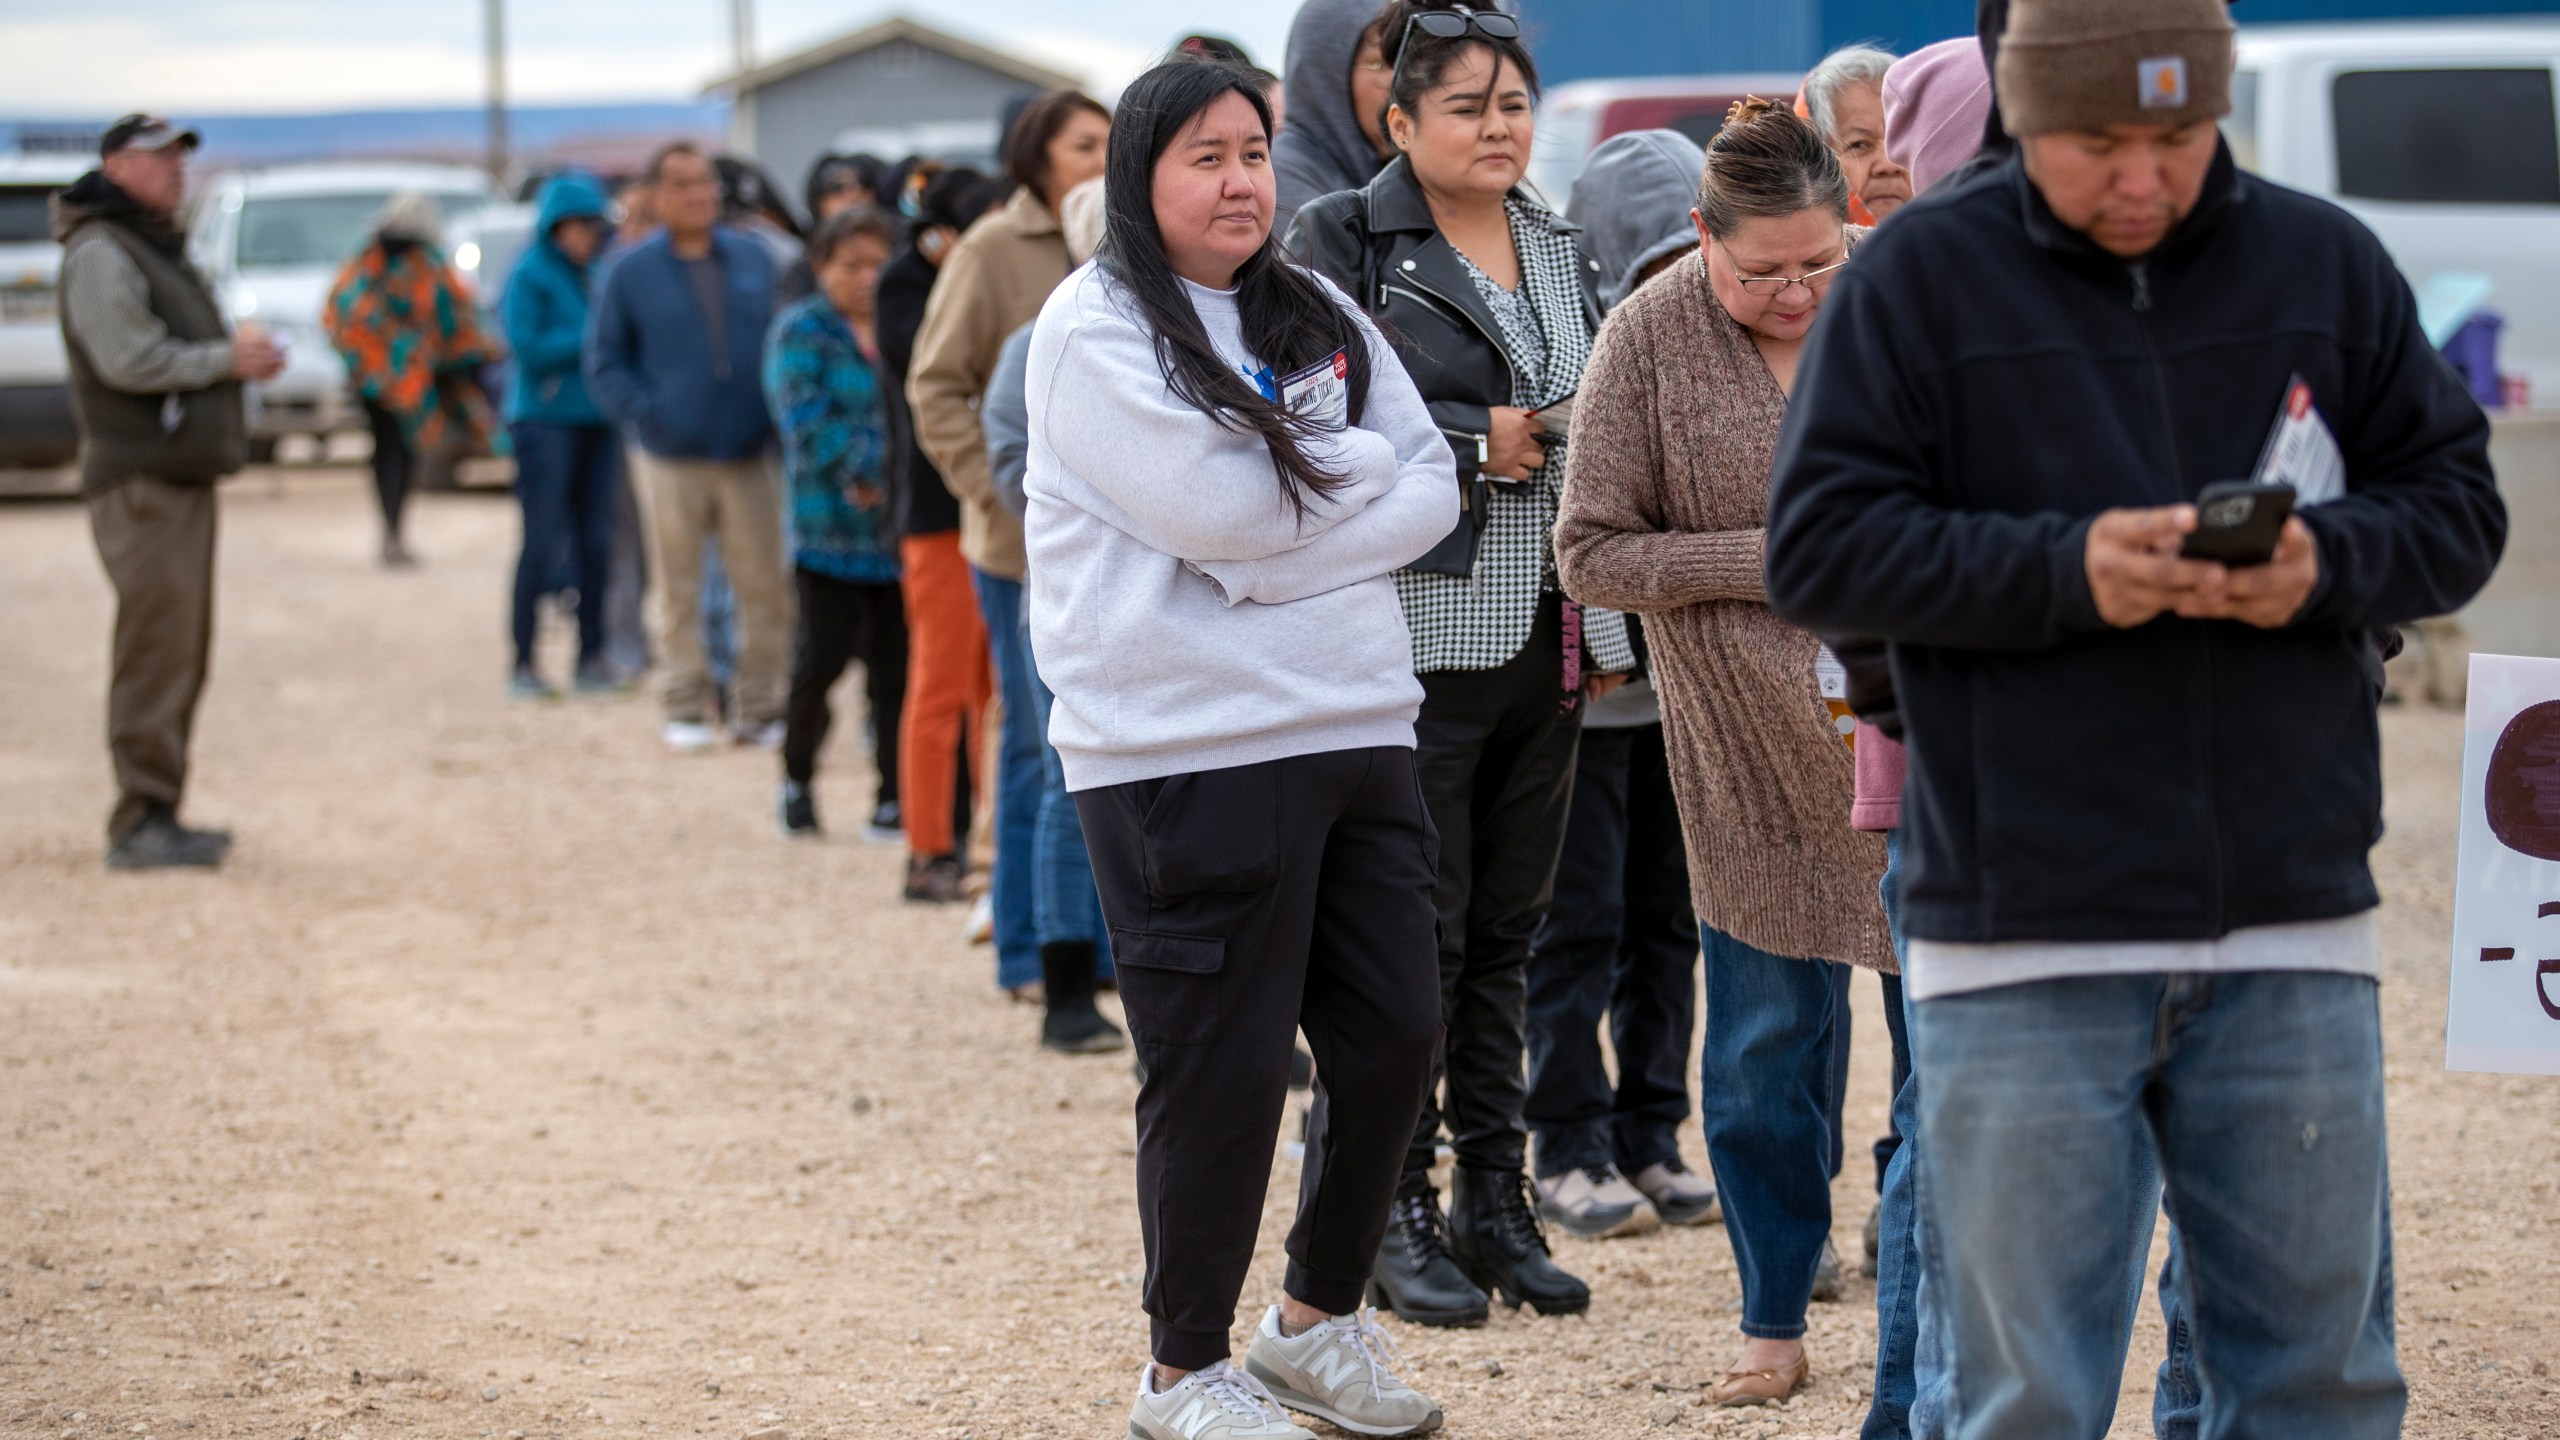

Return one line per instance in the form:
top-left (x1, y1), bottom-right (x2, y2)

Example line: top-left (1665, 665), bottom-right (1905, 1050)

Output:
top-left (1555, 99), bottom-right (1891, 1408)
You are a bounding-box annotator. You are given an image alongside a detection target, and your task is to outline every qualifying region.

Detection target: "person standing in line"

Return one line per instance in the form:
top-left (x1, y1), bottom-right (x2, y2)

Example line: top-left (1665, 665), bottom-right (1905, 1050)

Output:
top-left (1520, 128), bottom-right (1722, 1244)
top-left (324, 192), bottom-right (498, 569)
top-left (765, 208), bottom-right (908, 843)
top-left (877, 167), bottom-right (1002, 906)
top-left (1271, 0), bottom-right (1400, 229)
top-left (1030, 59), bottom-right (1455, 1440)
top-left (980, 175), bottom-right (1125, 1055)
top-left (499, 171), bottom-right (625, 700)
top-left (909, 88), bottom-right (1111, 1000)
top-left (1798, 46), bottom-right (1915, 225)
top-left (1290, 0), bottom-right (1637, 1330)
top-left (1766, 0), bottom-right (2504, 1433)
top-left (55, 114), bottom-right (284, 870)
top-left (776, 152), bottom-right (885, 305)
top-left (585, 141), bottom-right (791, 754)
top-left (1552, 100), bottom-right (1894, 1407)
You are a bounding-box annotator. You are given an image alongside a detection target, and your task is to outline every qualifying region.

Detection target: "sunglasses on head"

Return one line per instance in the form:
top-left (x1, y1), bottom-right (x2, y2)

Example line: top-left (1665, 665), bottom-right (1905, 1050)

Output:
top-left (1391, 5), bottom-right (1523, 97)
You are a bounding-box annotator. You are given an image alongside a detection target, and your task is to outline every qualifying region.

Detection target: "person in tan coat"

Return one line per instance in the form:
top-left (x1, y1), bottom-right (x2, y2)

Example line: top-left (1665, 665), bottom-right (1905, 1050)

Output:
top-left (1553, 99), bottom-right (1889, 1409)
top-left (907, 87), bottom-right (1111, 1004)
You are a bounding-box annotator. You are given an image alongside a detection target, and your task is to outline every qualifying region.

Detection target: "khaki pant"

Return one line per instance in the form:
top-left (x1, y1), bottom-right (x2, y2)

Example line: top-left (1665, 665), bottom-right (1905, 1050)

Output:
top-left (627, 449), bottom-right (791, 726)
top-left (88, 477), bottom-right (218, 843)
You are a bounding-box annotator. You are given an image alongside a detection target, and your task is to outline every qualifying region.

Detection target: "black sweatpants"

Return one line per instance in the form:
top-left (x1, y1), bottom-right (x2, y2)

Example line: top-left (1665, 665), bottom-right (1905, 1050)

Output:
top-left (1524, 719), bottom-right (1700, 1179)
top-left (1403, 596), bottom-right (1583, 1185)
top-left (1077, 747), bottom-right (1442, 1371)
top-left (781, 566), bottom-right (907, 798)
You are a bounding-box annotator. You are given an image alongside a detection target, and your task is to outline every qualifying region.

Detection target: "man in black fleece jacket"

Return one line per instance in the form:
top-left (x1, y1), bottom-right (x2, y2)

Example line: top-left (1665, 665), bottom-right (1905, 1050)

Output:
top-left (1766, 0), bottom-right (2503, 1434)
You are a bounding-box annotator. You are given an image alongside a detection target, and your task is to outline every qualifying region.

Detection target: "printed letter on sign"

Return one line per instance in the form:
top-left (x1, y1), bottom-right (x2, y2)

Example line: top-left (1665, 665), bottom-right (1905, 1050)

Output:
top-left (2447, 656), bottom-right (2560, 1074)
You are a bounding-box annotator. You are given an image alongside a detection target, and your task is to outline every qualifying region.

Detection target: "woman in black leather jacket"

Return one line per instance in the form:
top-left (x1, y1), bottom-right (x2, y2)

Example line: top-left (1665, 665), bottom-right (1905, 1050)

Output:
top-left (1285, 0), bottom-right (1635, 1332)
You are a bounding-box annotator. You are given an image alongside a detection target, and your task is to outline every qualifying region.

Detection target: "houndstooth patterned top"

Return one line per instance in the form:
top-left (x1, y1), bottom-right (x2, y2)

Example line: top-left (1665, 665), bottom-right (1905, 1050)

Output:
top-left (1397, 197), bottom-right (1635, 677)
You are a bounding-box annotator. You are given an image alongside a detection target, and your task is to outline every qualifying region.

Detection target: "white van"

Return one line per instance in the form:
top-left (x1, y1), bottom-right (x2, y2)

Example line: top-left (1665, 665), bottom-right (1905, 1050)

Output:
top-left (187, 162), bottom-right (502, 456)
top-left (0, 150), bottom-right (89, 474)
top-left (2233, 20), bottom-right (2560, 409)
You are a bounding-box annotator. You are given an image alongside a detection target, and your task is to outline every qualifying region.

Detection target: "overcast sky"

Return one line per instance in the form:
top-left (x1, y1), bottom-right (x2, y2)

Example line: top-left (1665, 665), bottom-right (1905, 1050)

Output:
top-left (0, 1), bottom-right (1298, 114)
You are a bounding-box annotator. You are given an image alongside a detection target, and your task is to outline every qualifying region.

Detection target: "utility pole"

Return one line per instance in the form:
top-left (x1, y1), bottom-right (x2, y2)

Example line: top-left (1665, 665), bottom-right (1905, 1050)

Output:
top-left (729, 0), bottom-right (757, 156)
top-left (484, 0), bottom-right (509, 187)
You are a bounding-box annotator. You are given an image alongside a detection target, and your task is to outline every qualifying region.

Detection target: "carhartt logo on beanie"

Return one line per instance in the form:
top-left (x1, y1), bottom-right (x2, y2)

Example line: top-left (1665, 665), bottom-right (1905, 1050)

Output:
top-left (1997, 0), bottom-right (2234, 136)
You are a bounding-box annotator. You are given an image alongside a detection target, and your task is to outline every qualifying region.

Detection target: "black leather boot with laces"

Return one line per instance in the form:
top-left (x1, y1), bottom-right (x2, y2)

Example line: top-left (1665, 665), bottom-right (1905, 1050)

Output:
top-left (1367, 1188), bottom-right (1489, 1328)
top-left (1449, 1165), bottom-right (1591, 1316)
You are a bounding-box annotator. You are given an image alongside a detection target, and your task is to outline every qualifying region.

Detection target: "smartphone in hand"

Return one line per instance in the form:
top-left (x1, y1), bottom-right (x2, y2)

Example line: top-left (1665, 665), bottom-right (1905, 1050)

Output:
top-left (2179, 481), bottom-right (2296, 567)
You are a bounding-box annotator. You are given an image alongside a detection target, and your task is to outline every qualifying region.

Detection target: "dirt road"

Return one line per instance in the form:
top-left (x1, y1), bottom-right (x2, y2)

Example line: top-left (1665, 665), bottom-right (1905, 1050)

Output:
top-left (2, 468), bottom-right (2554, 1440)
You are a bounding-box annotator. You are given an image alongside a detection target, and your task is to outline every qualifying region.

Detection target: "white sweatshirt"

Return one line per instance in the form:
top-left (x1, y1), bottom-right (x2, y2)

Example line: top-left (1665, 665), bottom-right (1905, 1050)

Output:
top-left (1024, 263), bottom-right (1459, 791)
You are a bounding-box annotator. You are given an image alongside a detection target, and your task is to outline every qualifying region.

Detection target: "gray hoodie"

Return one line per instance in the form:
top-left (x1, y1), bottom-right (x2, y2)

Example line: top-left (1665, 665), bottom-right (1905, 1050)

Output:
top-left (1565, 129), bottom-right (1708, 310)
top-left (1274, 0), bottom-right (1390, 229)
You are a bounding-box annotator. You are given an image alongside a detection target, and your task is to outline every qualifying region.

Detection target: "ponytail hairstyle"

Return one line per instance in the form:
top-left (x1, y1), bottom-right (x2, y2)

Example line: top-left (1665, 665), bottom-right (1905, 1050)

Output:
top-left (1100, 58), bottom-right (1376, 520)
top-left (1696, 96), bottom-right (1850, 238)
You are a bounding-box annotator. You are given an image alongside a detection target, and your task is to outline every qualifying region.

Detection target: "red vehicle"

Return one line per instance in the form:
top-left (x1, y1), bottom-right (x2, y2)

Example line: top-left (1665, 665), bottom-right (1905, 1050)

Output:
top-left (1523, 73), bottom-right (1803, 209)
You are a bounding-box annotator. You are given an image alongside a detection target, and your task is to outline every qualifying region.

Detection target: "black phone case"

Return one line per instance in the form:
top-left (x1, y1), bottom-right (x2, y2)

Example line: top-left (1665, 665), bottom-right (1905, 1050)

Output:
top-left (2180, 482), bottom-right (2296, 567)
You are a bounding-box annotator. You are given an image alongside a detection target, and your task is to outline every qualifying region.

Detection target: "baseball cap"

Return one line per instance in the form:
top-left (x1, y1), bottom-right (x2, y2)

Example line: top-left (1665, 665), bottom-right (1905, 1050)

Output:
top-left (101, 114), bottom-right (202, 157)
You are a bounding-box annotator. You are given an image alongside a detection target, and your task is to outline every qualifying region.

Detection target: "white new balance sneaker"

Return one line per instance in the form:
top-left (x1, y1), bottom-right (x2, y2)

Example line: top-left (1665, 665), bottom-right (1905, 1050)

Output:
top-left (1128, 1360), bottom-right (1313, 1440)
top-left (1242, 1306), bottom-right (1444, 1437)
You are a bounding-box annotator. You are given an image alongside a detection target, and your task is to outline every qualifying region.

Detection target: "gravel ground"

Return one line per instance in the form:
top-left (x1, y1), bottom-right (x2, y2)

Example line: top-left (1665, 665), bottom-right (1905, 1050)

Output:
top-left (2, 467), bottom-right (2555, 1440)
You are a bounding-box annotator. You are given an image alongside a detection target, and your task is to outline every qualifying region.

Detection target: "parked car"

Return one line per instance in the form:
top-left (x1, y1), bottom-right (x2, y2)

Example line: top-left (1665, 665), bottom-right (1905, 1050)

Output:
top-left (187, 162), bottom-right (504, 458)
top-left (2232, 19), bottom-right (2560, 409)
top-left (0, 150), bottom-right (90, 477)
top-left (1523, 73), bottom-right (1801, 211)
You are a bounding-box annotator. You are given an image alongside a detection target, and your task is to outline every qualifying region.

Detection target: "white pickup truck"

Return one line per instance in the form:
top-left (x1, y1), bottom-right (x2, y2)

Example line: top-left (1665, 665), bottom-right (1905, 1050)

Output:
top-left (2233, 19), bottom-right (2560, 410)
top-left (0, 150), bottom-right (89, 476)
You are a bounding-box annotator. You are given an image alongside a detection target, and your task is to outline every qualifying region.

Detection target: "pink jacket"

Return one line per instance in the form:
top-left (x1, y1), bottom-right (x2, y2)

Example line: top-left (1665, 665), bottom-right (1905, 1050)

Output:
top-left (1851, 722), bottom-right (1907, 832)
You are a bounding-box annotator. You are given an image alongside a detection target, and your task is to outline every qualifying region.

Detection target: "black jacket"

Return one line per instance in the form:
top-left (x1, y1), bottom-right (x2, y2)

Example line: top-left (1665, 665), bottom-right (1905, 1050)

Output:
top-left (874, 244), bottom-right (960, 540)
top-left (1285, 157), bottom-right (1604, 487)
top-left (1766, 143), bottom-right (2504, 946)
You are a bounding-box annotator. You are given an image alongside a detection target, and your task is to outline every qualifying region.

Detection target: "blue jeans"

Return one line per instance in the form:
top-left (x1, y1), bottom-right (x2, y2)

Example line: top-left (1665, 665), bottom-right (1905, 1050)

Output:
top-left (1699, 923), bottom-right (1846, 1341)
top-left (1023, 629), bottom-right (1112, 977)
top-left (1913, 971), bottom-right (2402, 1440)
top-left (508, 421), bottom-right (620, 670)
top-left (972, 571), bottom-right (1041, 992)
top-left (1864, 828), bottom-right (2202, 1438)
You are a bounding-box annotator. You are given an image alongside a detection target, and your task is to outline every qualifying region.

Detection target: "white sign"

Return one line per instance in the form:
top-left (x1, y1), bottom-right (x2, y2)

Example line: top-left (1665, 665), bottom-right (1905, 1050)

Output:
top-left (2446, 652), bottom-right (2560, 1075)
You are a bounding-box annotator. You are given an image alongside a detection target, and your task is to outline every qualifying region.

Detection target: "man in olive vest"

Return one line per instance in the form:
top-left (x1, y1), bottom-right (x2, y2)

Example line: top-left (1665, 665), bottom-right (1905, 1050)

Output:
top-left (55, 115), bottom-right (284, 869)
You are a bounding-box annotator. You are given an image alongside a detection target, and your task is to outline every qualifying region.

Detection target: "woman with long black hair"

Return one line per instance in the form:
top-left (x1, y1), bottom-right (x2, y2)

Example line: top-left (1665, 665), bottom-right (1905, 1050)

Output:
top-left (1027, 57), bottom-right (1456, 1440)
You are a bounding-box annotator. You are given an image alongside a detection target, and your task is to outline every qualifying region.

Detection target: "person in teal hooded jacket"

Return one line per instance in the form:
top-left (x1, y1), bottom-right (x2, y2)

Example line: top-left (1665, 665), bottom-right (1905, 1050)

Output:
top-left (500, 171), bottom-right (621, 697)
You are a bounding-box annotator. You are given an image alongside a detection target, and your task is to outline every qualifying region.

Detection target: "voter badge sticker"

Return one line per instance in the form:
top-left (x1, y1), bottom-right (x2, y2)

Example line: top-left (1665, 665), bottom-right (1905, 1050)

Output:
top-left (2139, 56), bottom-right (2189, 109)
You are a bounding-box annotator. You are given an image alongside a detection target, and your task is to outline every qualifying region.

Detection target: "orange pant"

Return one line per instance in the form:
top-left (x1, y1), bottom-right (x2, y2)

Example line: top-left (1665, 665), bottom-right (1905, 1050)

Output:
top-left (898, 533), bottom-right (990, 859)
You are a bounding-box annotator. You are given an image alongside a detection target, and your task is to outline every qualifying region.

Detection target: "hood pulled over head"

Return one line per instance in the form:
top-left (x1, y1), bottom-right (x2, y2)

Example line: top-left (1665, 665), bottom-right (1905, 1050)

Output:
top-left (1567, 129), bottom-right (1707, 309)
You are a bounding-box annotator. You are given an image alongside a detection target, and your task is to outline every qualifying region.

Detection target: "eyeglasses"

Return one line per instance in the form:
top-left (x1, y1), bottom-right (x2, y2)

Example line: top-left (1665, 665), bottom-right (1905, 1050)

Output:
top-left (1388, 5), bottom-right (1523, 102)
top-left (1713, 239), bottom-right (1849, 296)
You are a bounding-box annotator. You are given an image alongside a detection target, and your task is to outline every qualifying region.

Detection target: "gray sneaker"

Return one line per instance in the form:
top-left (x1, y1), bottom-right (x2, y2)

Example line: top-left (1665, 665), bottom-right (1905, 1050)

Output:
top-left (1533, 1164), bottom-right (1659, 1239)
top-left (1812, 1237), bottom-right (1845, 1303)
top-left (1242, 1306), bottom-right (1443, 1437)
top-left (1128, 1360), bottom-right (1312, 1440)
top-left (1631, 1159), bottom-right (1721, 1226)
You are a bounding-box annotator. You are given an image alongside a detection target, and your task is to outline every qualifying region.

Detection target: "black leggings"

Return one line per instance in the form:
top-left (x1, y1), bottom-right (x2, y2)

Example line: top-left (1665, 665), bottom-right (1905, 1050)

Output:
top-left (782, 566), bottom-right (908, 797)
top-left (364, 399), bottom-right (413, 539)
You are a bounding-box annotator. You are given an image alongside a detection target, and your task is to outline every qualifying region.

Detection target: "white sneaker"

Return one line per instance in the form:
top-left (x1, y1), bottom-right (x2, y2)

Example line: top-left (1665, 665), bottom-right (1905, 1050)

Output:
top-left (964, 891), bottom-right (994, 945)
top-left (1243, 1306), bottom-right (1443, 1437)
top-left (1631, 1159), bottom-right (1721, 1226)
top-left (1128, 1359), bottom-right (1312, 1440)
top-left (1534, 1164), bottom-right (1660, 1239)
top-left (661, 720), bottom-right (718, 754)
top-left (735, 718), bottom-right (786, 750)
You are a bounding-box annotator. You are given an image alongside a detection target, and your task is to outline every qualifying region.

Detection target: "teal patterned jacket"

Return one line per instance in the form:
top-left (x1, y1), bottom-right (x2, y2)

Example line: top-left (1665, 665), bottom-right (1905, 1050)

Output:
top-left (762, 294), bottom-right (898, 584)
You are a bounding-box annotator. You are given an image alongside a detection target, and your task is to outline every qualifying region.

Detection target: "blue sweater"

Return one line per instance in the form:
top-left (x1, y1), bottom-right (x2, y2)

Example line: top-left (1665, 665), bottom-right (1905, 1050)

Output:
top-left (501, 172), bottom-right (610, 427)
top-left (763, 294), bottom-right (897, 584)
top-left (584, 226), bottom-right (776, 460)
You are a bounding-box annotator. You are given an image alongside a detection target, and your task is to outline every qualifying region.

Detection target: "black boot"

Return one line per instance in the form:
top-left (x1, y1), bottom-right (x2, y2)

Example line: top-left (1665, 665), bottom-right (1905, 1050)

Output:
top-left (1039, 941), bottom-right (1127, 1055)
top-left (1367, 1187), bottom-right (1489, 1328)
top-left (1450, 1165), bottom-right (1591, 1316)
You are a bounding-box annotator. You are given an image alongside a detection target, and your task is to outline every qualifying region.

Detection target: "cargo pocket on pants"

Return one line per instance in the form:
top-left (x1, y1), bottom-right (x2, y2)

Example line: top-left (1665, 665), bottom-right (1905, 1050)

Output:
top-left (1109, 929), bottom-right (1227, 1047)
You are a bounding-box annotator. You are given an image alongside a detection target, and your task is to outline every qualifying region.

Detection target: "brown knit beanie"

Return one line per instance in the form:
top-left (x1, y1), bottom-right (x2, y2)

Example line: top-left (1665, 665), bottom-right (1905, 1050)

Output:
top-left (1997, 0), bottom-right (2234, 136)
